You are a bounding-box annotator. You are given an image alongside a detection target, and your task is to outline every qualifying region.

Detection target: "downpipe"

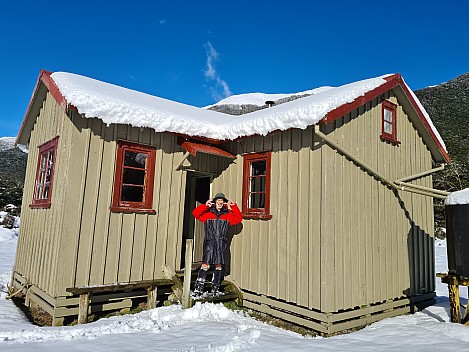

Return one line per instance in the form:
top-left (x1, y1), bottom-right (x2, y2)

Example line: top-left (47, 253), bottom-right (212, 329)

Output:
top-left (313, 125), bottom-right (447, 200)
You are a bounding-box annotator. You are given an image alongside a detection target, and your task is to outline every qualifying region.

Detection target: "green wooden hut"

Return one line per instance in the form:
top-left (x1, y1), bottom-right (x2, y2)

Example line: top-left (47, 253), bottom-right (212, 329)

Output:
top-left (12, 70), bottom-right (449, 334)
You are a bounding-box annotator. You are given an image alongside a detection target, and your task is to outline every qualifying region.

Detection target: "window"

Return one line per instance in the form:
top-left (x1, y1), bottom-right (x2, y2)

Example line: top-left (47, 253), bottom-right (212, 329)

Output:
top-left (381, 100), bottom-right (399, 143)
top-left (242, 151), bottom-right (272, 219)
top-left (31, 136), bottom-right (59, 208)
top-left (111, 141), bottom-right (156, 213)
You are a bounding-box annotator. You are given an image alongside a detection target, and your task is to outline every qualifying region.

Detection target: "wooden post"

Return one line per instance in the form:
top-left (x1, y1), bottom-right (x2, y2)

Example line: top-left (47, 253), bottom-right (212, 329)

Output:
top-left (78, 292), bottom-right (91, 324)
top-left (448, 282), bottom-right (461, 323)
top-left (147, 285), bottom-right (158, 309)
top-left (182, 239), bottom-right (194, 309)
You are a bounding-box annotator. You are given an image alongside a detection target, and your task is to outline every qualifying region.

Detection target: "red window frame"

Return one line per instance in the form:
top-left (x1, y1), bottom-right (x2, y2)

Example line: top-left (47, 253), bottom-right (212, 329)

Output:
top-left (110, 140), bottom-right (156, 214)
top-left (380, 100), bottom-right (400, 144)
top-left (242, 151), bottom-right (272, 220)
top-left (30, 136), bottom-right (59, 209)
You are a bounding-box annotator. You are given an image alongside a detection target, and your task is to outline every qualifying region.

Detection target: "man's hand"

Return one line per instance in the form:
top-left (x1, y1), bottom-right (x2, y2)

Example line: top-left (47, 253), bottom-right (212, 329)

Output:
top-left (205, 199), bottom-right (213, 207)
top-left (227, 198), bottom-right (235, 209)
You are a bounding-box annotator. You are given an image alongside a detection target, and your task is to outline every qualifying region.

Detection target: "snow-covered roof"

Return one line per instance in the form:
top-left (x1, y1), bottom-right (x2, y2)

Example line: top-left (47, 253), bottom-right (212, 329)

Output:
top-left (49, 72), bottom-right (389, 141)
top-left (18, 71), bottom-right (448, 162)
top-left (445, 188), bottom-right (469, 205)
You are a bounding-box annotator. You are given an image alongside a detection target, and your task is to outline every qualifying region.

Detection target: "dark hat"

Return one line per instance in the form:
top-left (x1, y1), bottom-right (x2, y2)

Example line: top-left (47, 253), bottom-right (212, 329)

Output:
top-left (213, 193), bottom-right (228, 203)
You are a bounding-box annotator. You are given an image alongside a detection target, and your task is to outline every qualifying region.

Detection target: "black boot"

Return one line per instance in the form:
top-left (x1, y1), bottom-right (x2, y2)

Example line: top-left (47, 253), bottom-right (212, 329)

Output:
top-left (193, 267), bottom-right (208, 296)
top-left (211, 269), bottom-right (223, 296)
top-left (194, 278), bottom-right (205, 296)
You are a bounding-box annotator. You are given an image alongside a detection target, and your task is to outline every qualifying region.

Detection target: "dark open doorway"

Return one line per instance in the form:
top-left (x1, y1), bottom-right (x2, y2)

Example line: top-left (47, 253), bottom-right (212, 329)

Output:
top-left (181, 172), bottom-right (211, 269)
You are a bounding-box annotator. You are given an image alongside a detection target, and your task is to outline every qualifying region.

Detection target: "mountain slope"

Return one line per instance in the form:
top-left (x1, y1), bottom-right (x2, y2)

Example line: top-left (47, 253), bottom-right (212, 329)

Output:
top-left (415, 73), bottom-right (469, 227)
top-left (0, 146), bottom-right (28, 208)
top-left (415, 73), bottom-right (469, 190)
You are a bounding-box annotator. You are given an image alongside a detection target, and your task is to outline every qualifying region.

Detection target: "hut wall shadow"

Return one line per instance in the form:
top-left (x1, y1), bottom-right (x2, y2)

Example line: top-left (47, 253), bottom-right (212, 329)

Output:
top-left (396, 191), bottom-right (436, 311)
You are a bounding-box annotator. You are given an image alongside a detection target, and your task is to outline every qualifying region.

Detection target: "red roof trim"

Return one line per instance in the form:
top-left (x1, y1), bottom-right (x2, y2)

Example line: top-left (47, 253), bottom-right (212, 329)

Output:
top-left (39, 70), bottom-right (68, 109)
top-left (321, 74), bottom-right (400, 124)
top-left (179, 140), bottom-right (235, 158)
top-left (17, 70), bottom-right (71, 143)
top-left (320, 73), bottom-right (449, 163)
top-left (394, 75), bottom-right (450, 163)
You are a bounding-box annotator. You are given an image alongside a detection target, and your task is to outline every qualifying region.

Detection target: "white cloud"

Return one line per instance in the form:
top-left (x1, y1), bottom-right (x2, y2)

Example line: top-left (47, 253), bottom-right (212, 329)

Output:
top-left (204, 42), bottom-right (232, 101)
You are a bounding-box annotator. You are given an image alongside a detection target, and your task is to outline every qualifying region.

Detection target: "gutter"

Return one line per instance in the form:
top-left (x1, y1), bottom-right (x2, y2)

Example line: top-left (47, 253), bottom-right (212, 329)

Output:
top-left (313, 125), bottom-right (448, 200)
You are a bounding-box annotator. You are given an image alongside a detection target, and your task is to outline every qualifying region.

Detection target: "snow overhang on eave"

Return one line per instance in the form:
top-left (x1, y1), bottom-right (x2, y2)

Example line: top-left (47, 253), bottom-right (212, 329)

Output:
top-left (319, 74), bottom-right (450, 164)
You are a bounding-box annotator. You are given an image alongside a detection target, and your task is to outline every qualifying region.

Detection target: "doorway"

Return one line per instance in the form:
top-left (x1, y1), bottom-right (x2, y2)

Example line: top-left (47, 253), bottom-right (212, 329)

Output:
top-left (181, 172), bottom-right (211, 269)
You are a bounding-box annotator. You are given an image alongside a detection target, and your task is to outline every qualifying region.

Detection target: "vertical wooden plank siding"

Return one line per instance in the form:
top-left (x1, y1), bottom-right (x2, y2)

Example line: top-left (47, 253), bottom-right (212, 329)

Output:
top-left (333, 116), bottom-right (344, 310)
top-left (15, 87), bottom-right (436, 316)
top-left (15, 107), bottom-right (192, 297)
top-left (75, 119), bottom-right (102, 287)
top-left (55, 115), bottom-right (90, 295)
top-left (320, 121), bottom-right (337, 312)
top-left (309, 132), bottom-right (322, 309)
top-left (77, 128), bottom-right (187, 288)
top-left (215, 92), bottom-right (434, 311)
top-left (319, 92), bottom-right (435, 311)
top-left (14, 93), bottom-right (75, 297)
top-left (89, 125), bottom-right (116, 285)
top-left (297, 129), bottom-right (310, 306)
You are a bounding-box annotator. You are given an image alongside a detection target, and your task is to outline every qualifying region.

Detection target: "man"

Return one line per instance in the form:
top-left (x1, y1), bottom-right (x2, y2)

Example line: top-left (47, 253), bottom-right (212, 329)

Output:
top-left (192, 193), bottom-right (243, 296)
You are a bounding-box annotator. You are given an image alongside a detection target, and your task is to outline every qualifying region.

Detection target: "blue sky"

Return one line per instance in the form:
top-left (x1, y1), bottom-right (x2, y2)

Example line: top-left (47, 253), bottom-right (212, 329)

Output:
top-left (0, 0), bottom-right (468, 137)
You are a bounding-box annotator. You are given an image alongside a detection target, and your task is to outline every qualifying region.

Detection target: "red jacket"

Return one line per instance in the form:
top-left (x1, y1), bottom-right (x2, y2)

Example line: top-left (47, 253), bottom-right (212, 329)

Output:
top-left (192, 203), bottom-right (243, 225)
top-left (192, 203), bottom-right (242, 264)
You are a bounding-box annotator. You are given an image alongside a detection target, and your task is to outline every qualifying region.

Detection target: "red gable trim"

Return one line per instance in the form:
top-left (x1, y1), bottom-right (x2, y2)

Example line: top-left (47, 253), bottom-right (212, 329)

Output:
top-left (39, 70), bottom-right (68, 110)
top-left (394, 75), bottom-right (450, 163)
top-left (321, 74), bottom-right (450, 163)
top-left (179, 140), bottom-right (235, 159)
top-left (321, 74), bottom-right (400, 124)
top-left (17, 70), bottom-right (74, 144)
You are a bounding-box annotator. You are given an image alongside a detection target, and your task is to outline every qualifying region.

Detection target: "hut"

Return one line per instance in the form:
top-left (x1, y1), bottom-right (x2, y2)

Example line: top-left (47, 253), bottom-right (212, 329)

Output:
top-left (12, 70), bottom-right (449, 334)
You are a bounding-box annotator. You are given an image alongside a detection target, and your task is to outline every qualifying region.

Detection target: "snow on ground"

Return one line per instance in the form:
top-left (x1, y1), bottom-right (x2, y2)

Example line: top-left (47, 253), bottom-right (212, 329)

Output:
top-left (0, 229), bottom-right (467, 351)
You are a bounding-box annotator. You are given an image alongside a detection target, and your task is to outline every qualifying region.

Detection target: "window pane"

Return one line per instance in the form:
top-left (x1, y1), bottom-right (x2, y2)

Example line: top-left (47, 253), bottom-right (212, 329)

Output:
top-left (121, 185), bottom-right (144, 202)
top-left (250, 192), bottom-right (265, 208)
top-left (384, 109), bottom-right (393, 123)
top-left (36, 154), bottom-right (48, 199)
top-left (123, 168), bottom-right (145, 185)
top-left (384, 121), bottom-right (393, 134)
top-left (43, 182), bottom-right (50, 199)
top-left (250, 176), bottom-right (265, 193)
top-left (45, 151), bottom-right (54, 183)
top-left (251, 160), bottom-right (266, 176)
top-left (124, 151), bottom-right (147, 168)
top-left (35, 182), bottom-right (43, 200)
